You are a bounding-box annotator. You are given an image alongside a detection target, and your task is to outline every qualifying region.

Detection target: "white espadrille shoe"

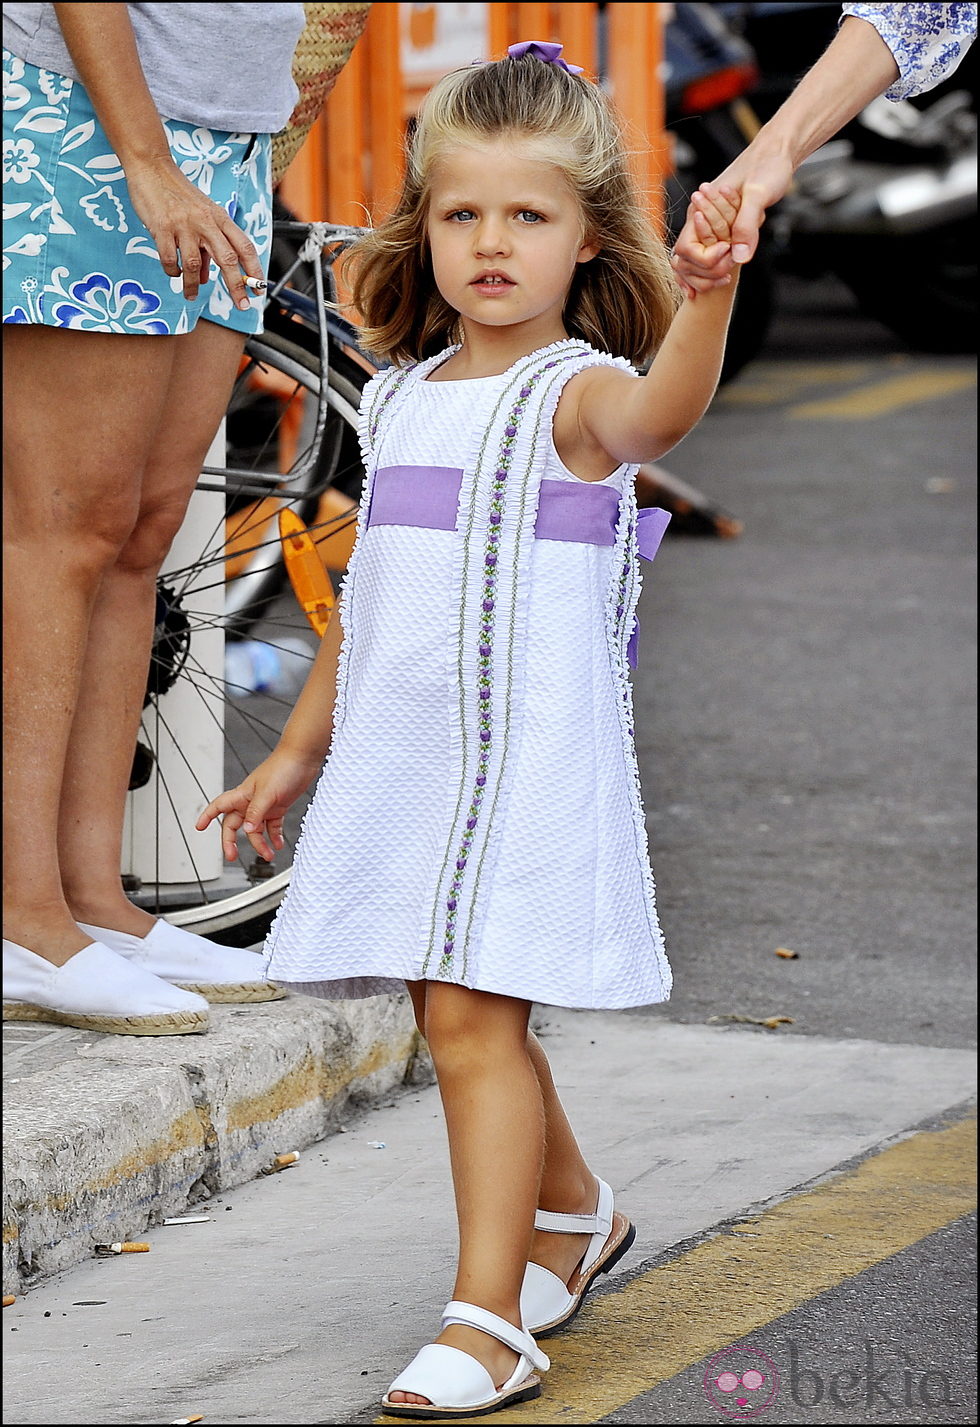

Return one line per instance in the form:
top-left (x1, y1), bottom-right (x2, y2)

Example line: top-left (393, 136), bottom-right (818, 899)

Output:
top-left (520, 1178), bottom-right (636, 1337)
top-left (77, 920), bottom-right (286, 1003)
top-left (381, 1301), bottom-right (550, 1420)
top-left (2, 938), bottom-right (209, 1035)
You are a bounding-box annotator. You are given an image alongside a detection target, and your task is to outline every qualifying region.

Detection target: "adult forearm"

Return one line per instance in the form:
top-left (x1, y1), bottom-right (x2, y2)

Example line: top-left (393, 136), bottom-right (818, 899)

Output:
top-left (52, 2), bottom-right (170, 165)
top-left (751, 15), bottom-right (901, 171)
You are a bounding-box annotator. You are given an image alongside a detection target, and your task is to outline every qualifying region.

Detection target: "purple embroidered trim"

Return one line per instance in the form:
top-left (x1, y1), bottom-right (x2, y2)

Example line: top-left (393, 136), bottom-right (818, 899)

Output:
top-left (368, 366), bottom-right (413, 447)
top-left (615, 514), bottom-right (635, 734)
top-left (436, 353), bottom-right (578, 976)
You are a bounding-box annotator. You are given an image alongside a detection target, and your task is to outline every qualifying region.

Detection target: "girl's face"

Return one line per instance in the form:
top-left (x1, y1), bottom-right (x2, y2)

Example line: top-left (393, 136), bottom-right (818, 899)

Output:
top-left (426, 135), bottom-right (598, 345)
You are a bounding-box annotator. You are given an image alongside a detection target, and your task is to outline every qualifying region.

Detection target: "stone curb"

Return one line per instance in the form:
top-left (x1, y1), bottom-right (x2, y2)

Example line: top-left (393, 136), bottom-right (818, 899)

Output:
top-left (2, 992), bottom-right (428, 1295)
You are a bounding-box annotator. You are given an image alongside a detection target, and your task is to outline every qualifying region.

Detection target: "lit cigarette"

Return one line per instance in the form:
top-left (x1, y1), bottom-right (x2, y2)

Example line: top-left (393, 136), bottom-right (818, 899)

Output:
top-left (95, 1242), bottom-right (151, 1255)
top-left (243, 276), bottom-right (267, 293)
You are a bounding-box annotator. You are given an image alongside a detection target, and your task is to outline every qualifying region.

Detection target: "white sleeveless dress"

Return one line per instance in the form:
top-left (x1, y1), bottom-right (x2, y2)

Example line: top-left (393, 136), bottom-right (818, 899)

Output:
top-left (263, 341), bottom-right (672, 1009)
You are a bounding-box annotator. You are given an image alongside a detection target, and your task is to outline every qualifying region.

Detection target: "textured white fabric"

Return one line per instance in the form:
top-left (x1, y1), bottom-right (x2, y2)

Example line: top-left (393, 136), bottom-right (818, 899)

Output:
top-left (264, 345), bottom-right (672, 1009)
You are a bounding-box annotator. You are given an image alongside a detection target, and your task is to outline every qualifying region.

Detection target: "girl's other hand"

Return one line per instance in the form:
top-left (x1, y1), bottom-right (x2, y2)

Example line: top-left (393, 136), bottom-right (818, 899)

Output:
top-left (671, 184), bottom-right (741, 298)
top-left (195, 749), bottom-right (322, 864)
top-left (124, 155), bottom-right (264, 309)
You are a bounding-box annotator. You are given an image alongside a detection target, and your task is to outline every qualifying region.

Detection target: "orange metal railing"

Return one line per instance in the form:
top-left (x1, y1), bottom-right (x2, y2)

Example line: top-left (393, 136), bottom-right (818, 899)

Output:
top-left (278, 3), bottom-right (667, 231)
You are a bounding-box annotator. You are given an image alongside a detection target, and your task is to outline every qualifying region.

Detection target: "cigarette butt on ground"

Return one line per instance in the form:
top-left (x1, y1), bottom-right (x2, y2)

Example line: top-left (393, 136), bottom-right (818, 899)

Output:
top-left (95, 1242), bottom-right (151, 1256)
top-left (260, 1150), bottom-right (300, 1175)
top-left (3, 1295), bottom-right (15, 1306)
top-left (162, 1216), bottom-right (212, 1226)
top-left (170, 1416), bottom-right (204, 1424)
top-left (774, 946), bottom-right (799, 959)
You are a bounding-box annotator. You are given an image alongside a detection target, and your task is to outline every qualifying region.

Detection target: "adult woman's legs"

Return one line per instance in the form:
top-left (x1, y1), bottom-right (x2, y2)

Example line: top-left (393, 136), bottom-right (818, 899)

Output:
top-left (59, 319), bottom-right (246, 934)
top-left (2, 325), bottom-right (175, 963)
top-left (390, 982), bottom-right (542, 1405)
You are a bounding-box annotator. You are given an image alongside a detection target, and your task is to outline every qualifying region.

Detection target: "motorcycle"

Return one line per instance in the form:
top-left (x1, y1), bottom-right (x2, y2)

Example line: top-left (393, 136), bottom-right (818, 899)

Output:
top-left (661, 1), bottom-right (776, 383)
top-left (716, 2), bottom-right (978, 353)
top-left (661, 2), bottom-right (977, 367)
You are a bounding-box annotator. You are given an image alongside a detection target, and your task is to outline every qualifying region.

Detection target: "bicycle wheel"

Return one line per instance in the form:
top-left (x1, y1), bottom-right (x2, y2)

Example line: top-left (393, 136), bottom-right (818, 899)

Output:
top-left (222, 328), bottom-right (368, 633)
top-left (126, 332), bottom-right (370, 946)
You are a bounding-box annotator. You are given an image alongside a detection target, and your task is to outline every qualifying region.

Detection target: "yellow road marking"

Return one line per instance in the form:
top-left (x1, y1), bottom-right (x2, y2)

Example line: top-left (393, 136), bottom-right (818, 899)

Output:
top-left (719, 363), bottom-right (874, 406)
top-left (788, 369), bottom-right (976, 420)
top-left (377, 1116), bottom-right (976, 1423)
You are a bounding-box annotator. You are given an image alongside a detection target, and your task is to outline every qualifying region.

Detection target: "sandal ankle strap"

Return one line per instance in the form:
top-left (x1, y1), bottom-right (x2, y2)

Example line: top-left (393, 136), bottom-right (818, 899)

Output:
top-left (534, 1178), bottom-right (614, 1240)
top-left (441, 1300), bottom-right (551, 1374)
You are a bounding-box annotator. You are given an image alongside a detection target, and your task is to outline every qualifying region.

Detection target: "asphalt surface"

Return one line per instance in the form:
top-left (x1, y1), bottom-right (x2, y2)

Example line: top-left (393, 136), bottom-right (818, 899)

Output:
top-left (632, 273), bottom-right (976, 1050)
top-left (601, 1211), bottom-right (977, 1425)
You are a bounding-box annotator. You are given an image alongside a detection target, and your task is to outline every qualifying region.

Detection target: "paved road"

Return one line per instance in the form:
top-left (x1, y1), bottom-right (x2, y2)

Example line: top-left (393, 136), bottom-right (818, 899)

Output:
top-left (3, 274), bottom-right (976, 1425)
top-left (634, 274), bottom-right (976, 1050)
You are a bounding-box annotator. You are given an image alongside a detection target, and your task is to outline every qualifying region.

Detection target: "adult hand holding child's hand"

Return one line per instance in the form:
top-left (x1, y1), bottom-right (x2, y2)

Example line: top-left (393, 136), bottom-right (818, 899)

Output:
top-left (671, 183), bottom-right (744, 298)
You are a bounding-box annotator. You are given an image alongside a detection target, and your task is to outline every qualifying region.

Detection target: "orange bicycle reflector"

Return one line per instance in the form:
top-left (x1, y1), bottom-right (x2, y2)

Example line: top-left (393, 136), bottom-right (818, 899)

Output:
top-left (278, 508), bottom-right (335, 638)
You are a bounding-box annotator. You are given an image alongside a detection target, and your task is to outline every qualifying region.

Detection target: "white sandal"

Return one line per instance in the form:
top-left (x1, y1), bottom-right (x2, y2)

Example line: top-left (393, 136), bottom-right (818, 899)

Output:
top-left (520, 1178), bottom-right (636, 1337)
top-left (381, 1300), bottom-right (550, 1420)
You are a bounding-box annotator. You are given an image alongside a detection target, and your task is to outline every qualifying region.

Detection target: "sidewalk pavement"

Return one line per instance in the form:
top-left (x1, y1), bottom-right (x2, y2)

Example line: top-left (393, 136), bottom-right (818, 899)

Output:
top-left (2, 989), bottom-right (430, 1296)
top-left (2, 1008), bottom-right (975, 1425)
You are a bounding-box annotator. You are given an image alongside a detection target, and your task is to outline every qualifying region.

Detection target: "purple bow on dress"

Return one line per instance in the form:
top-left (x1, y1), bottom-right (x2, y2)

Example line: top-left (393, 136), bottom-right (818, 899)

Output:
top-left (507, 40), bottom-right (584, 75)
top-left (627, 506), bottom-right (673, 670)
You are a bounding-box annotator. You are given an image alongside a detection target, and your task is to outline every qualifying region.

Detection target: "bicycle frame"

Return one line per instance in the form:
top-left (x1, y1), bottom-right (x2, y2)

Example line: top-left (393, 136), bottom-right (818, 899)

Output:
top-left (197, 220), bottom-right (374, 501)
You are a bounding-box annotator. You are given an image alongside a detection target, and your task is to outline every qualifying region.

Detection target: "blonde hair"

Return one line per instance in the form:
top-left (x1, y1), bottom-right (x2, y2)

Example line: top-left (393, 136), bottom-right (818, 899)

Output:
top-left (344, 52), bottom-right (680, 366)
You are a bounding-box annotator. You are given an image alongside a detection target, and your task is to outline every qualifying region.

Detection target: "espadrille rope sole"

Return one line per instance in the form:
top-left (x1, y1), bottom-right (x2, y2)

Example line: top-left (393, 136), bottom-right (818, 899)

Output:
top-left (2, 1001), bottom-right (208, 1035)
top-left (175, 981), bottom-right (287, 1004)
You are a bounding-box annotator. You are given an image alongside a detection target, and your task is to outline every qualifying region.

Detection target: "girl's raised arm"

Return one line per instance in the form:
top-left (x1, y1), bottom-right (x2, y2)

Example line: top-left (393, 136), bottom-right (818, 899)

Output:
top-left (576, 264), bottom-right (738, 466)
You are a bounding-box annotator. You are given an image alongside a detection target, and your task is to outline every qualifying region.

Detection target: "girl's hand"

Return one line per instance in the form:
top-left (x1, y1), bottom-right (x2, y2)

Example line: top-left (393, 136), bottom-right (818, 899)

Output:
top-left (124, 154), bottom-right (264, 309)
top-left (195, 748), bottom-right (322, 864)
top-left (691, 183), bottom-right (740, 246)
top-left (671, 184), bottom-right (741, 298)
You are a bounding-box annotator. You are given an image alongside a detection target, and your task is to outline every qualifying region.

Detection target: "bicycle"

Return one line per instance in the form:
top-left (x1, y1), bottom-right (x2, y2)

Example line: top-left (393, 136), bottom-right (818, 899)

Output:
top-left (127, 219), bottom-right (378, 947)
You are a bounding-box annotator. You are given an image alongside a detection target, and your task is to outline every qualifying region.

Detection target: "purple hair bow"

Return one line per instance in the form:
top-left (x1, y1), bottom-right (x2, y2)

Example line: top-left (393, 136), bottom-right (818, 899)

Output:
top-left (507, 40), bottom-right (584, 75)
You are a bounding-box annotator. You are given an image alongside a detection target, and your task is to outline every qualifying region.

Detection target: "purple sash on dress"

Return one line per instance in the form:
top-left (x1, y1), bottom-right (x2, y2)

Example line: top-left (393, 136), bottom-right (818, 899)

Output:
top-left (367, 465), bottom-right (670, 666)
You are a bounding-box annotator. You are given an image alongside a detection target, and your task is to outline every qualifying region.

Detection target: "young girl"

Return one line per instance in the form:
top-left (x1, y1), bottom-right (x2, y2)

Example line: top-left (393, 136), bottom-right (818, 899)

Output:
top-left (199, 40), bottom-right (738, 1420)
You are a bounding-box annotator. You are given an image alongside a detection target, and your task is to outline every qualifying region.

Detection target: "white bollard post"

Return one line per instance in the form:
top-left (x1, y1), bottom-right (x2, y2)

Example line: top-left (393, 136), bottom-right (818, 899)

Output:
top-left (122, 425), bottom-right (226, 887)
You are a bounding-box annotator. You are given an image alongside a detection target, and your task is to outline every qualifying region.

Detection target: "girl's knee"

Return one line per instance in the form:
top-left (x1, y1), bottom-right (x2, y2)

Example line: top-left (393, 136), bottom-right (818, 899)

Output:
top-left (424, 984), bottom-right (529, 1070)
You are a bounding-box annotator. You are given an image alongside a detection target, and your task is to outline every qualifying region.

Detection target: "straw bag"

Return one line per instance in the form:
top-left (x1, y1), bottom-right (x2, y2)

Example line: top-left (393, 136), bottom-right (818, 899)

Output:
top-left (271, 2), bottom-right (373, 186)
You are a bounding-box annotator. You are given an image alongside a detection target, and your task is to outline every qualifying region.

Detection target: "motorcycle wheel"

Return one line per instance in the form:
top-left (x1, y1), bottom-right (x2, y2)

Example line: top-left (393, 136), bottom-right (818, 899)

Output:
top-left (830, 216), bottom-right (977, 354)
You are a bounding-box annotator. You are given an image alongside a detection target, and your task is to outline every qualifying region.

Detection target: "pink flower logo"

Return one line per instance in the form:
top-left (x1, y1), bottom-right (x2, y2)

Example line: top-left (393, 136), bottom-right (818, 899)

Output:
top-left (704, 1346), bottom-right (780, 1419)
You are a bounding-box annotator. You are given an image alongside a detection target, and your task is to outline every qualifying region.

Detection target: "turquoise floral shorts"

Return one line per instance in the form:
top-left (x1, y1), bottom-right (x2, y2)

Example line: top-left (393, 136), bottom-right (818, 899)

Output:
top-left (2, 49), bottom-right (272, 334)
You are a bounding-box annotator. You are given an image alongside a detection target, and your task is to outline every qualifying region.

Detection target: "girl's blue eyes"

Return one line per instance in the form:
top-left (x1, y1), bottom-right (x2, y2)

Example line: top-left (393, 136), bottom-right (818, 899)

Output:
top-left (447, 210), bottom-right (544, 224)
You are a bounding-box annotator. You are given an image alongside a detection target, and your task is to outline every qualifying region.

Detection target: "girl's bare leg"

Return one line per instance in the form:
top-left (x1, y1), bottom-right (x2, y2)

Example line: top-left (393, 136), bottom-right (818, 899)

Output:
top-left (405, 983), bottom-right (599, 1296)
top-left (390, 982), bottom-right (542, 1406)
top-left (2, 325), bottom-right (175, 963)
top-left (525, 1030), bottom-right (600, 1283)
top-left (59, 319), bottom-right (246, 933)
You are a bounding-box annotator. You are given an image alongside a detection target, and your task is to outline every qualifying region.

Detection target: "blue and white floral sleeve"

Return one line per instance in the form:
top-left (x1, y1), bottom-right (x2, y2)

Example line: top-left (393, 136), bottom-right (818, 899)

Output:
top-left (842, 3), bottom-right (977, 99)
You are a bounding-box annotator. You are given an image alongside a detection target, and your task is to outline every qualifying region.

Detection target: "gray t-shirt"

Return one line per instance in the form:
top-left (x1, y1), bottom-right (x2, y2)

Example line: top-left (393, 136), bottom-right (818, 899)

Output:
top-left (2, 2), bottom-right (305, 133)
